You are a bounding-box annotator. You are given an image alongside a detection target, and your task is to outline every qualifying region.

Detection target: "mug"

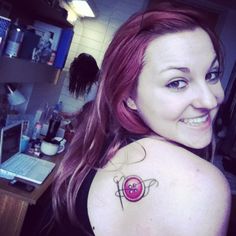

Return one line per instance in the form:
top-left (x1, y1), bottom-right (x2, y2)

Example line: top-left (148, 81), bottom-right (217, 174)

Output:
top-left (40, 138), bottom-right (65, 156)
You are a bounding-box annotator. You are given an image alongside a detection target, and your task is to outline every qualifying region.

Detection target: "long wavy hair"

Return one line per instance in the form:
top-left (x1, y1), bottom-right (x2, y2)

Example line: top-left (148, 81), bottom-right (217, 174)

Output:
top-left (69, 53), bottom-right (99, 98)
top-left (52, 3), bottom-right (224, 232)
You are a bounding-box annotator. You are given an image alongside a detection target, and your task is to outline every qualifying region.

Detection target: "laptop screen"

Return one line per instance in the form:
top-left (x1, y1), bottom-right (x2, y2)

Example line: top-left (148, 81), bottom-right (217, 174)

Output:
top-left (0, 122), bottom-right (22, 163)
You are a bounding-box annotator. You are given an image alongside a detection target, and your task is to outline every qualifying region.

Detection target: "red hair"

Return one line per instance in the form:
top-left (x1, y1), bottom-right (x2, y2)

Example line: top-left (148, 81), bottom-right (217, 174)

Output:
top-left (52, 4), bottom-right (224, 232)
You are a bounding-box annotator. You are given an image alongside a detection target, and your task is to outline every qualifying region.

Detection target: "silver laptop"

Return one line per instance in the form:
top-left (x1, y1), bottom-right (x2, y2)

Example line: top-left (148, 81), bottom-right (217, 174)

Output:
top-left (0, 122), bottom-right (55, 184)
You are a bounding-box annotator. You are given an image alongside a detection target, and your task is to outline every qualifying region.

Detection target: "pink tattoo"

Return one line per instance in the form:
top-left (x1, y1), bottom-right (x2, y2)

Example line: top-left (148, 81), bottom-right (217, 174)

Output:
top-left (123, 176), bottom-right (144, 202)
top-left (114, 175), bottom-right (158, 209)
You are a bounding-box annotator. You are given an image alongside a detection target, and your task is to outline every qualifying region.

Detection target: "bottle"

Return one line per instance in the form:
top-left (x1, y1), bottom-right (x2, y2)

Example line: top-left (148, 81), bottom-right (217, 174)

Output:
top-left (54, 101), bottom-right (63, 112)
top-left (31, 122), bottom-right (42, 140)
top-left (45, 117), bottom-right (61, 142)
top-left (4, 19), bottom-right (24, 58)
top-left (45, 103), bottom-right (62, 142)
top-left (47, 50), bottom-right (56, 66)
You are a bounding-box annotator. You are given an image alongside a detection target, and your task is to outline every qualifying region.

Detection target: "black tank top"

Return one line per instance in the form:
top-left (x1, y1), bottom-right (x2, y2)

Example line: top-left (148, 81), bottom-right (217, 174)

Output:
top-left (75, 168), bottom-right (97, 235)
top-left (39, 169), bottom-right (97, 236)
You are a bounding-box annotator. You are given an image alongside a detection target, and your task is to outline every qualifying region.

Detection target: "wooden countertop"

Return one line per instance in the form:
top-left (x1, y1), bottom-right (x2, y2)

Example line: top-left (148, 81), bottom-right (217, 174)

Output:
top-left (0, 153), bottom-right (64, 205)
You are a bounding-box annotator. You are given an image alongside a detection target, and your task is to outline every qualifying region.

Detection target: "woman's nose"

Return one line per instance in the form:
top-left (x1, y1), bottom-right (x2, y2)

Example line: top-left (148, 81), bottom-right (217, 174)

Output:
top-left (192, 84), bottom-right (218, 110)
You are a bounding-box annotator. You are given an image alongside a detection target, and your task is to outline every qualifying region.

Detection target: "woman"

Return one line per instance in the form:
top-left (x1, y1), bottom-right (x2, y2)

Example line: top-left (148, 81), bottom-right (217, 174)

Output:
top-left (68, 53), bottom-right (99, 102)
top-left (62, 53), bottom-right (99, 130)
top-left (52, 4), bottom-right (231, 236)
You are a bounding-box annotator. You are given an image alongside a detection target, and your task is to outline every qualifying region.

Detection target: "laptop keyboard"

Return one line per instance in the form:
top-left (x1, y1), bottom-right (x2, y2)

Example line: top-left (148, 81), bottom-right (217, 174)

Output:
top-left (3, 154), bottom-right (38, 176)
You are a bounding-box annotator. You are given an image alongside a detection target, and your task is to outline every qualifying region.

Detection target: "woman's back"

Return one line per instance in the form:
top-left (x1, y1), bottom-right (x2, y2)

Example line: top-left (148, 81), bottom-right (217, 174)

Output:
top-left (88, 137), bottom-right (231, 236)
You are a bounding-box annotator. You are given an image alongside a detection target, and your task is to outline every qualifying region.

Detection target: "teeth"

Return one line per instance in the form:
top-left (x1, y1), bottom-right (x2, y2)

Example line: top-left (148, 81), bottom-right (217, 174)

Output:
top-left (182, 114), bottom-right (208, 126)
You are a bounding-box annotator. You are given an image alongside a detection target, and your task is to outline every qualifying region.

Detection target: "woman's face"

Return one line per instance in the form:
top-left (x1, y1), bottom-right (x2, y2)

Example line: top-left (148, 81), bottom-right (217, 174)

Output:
top-left (133, 28), bottom-right (224, 149)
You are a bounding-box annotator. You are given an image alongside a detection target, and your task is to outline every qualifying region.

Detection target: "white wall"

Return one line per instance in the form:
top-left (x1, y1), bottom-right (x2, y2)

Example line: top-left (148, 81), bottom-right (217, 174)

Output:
top-left (59, 0), bottom-right (236, 113)
top-left (59, 0), bottom-right (148, 113)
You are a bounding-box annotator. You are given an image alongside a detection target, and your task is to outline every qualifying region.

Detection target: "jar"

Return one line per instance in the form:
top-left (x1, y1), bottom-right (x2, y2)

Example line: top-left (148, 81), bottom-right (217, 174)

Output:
top-left (4, 21), bottom-right (24, 57)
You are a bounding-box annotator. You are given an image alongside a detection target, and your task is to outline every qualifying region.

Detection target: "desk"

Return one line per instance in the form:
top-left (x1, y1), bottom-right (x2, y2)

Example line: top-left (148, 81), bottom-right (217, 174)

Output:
top-left (0, 154), bottom-right (62, 236)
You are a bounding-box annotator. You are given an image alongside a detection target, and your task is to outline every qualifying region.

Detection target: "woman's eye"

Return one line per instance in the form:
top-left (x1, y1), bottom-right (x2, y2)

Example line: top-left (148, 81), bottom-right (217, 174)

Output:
top-left (205, 71), bottom-right (221, 84)
top-left (166, 80), bottom-right (187, 90)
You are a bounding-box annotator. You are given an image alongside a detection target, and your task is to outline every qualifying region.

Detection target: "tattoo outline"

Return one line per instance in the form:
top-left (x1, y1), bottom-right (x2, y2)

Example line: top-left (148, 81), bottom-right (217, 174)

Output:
top-left (114, 175), bottom-right (159, 210)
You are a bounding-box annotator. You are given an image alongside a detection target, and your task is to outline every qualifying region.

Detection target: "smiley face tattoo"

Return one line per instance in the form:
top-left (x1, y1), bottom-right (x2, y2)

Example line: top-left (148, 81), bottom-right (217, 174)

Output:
top-left (114, 175), bottom-right (159, 210)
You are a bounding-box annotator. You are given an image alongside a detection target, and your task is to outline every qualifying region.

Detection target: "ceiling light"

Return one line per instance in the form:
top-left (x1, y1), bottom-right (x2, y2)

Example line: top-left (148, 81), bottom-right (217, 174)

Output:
top-left (69, 0), bottom-right (96, 17)
top-left (59, 0), bottom-right (78, 24)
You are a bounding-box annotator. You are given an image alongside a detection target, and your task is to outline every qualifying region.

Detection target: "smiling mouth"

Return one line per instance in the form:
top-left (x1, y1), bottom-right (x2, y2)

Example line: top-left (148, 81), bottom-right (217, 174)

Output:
top-left (180, 114), bottom-right (209, 126)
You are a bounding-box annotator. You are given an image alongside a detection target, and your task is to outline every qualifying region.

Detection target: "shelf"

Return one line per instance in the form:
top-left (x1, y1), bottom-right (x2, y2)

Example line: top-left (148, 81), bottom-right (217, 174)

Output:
top-left (8, 0), bottom-right (72, 28)
top-left (0, 56), bottom-right (59, 83)
top-left (0, 1), bottom-right (71, 84)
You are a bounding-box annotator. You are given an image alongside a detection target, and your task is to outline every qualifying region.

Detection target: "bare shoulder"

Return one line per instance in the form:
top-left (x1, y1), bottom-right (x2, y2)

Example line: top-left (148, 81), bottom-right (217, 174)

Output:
top-left (87, 137), bottom-right (231, 236)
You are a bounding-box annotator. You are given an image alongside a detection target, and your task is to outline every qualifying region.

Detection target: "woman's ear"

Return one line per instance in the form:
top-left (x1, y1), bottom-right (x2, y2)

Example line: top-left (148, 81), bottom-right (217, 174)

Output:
top-left (126, 97), bottom-right (137, 110)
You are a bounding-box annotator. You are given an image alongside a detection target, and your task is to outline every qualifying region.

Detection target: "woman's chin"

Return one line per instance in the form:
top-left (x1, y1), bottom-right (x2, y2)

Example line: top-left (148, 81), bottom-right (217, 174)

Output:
top-left (185, 139), bottom-right (212, 149)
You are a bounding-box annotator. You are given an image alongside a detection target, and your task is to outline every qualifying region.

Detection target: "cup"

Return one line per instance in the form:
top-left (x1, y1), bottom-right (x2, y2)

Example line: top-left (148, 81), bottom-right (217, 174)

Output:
top-left (20, 135), bottom-right (30, 152)
top-left (40, 138), bottom-right (65, 156)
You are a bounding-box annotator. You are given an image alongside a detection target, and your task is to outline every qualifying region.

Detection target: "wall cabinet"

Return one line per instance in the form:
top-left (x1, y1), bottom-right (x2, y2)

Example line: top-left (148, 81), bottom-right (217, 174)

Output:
top-left (0, 0), bottom-right (72, 83)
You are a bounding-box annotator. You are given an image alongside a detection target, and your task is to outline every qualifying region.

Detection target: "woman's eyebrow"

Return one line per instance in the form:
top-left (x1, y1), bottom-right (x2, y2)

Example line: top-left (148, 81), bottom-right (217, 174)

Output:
top-left (209, 56), bottom-right (219, 69)
top-left (160, 66), bottom-right (190, 73)
top-left (159, 56), bottom-right (219, 74)
top-left (160, 56), bottom-right (219, 74)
